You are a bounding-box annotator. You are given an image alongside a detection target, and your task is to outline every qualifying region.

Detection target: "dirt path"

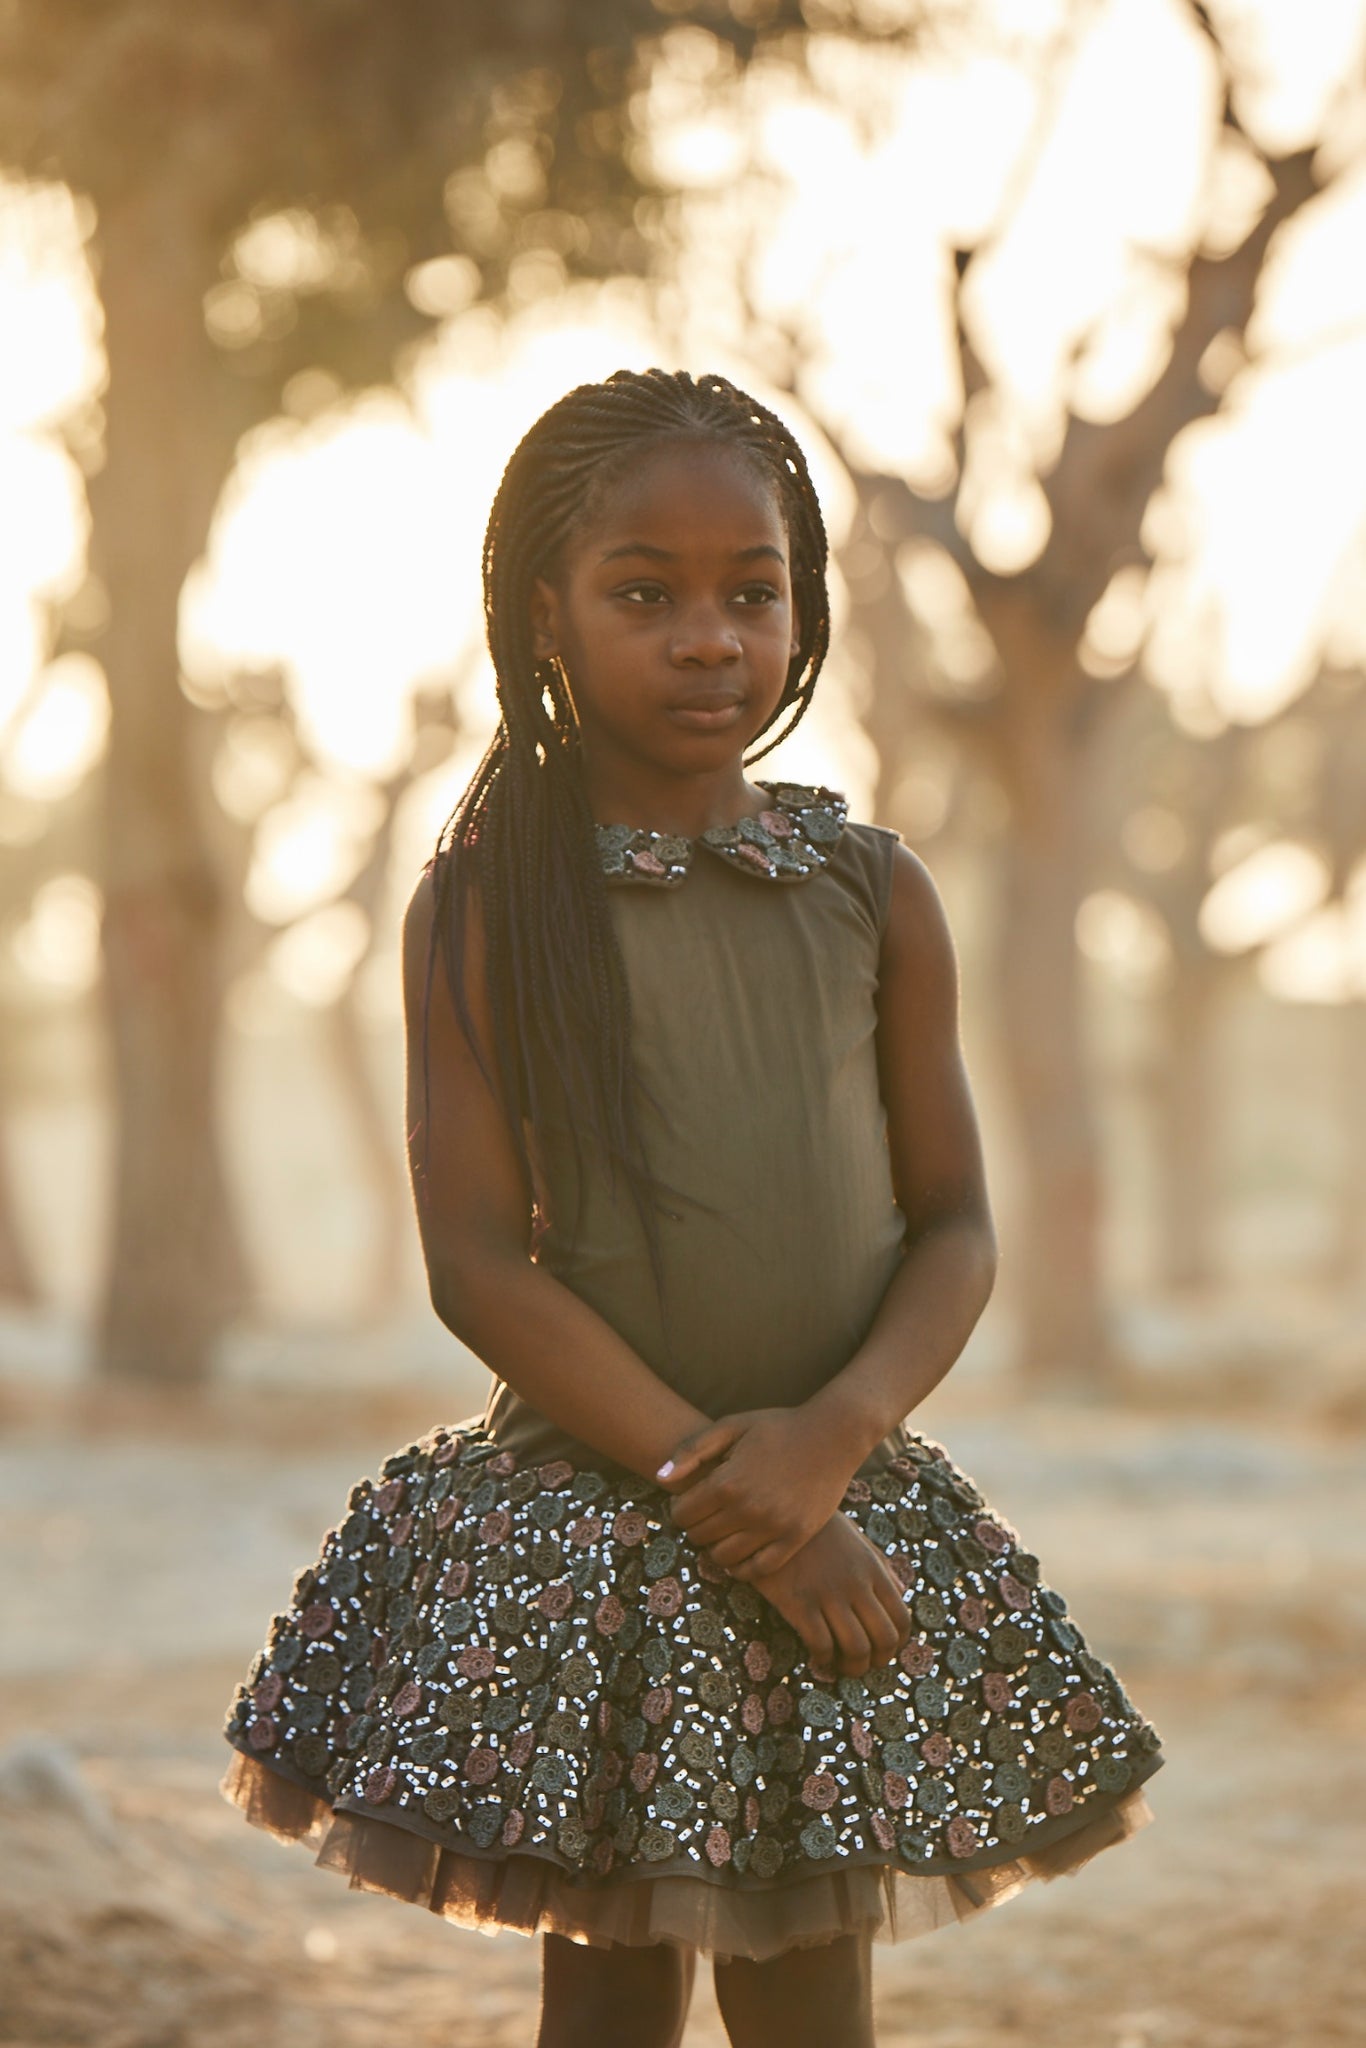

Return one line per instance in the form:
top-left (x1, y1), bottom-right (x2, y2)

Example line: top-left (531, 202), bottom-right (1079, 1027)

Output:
top-left (1, 1379), bottom-right (1362, 2047)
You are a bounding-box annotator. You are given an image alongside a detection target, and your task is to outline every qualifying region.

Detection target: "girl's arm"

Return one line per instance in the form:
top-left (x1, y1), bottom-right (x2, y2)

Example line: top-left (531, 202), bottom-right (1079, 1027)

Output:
top-left (407, 862), bottom-right (911, 1676)
top-left (403, 866), bottom-right (713, 1486)
top-left (658, 843), bottom-right (999, 1574)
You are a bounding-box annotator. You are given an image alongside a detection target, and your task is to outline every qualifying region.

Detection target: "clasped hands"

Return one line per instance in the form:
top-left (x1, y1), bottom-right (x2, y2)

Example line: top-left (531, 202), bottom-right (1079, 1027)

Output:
top-left (653, 1404), bottom-right (858, 1581)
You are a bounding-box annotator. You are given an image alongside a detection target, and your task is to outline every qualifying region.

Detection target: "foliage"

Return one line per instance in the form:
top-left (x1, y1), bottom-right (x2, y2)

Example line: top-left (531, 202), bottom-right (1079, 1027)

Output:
top-left (0, 0), bottom-right (920, 403)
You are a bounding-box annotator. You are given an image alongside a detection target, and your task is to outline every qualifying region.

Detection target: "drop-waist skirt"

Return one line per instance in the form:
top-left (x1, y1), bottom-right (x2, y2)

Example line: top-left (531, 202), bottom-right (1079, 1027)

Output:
top-left (220, 1416), bottom-right (1164, 1963)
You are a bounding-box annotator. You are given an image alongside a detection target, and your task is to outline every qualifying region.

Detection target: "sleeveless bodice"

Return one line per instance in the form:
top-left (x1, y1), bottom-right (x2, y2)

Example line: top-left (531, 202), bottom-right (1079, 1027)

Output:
top-left (482, 793), bottom-right (912, 1481)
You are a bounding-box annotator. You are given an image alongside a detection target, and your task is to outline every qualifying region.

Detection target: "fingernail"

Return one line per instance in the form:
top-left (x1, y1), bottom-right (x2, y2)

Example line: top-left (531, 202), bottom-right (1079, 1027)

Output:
top-left (656, 1461), bottom-right (674, 1479)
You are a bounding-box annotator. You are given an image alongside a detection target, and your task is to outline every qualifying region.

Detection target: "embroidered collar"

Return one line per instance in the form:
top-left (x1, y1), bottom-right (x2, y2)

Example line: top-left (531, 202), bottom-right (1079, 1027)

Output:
top-left (595, 782), bottom-right (849, 887)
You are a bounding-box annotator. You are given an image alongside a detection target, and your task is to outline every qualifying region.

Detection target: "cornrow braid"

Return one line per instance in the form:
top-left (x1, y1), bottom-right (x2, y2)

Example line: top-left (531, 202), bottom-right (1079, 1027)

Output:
top-left (421, 367), bottom-right (832, 1285)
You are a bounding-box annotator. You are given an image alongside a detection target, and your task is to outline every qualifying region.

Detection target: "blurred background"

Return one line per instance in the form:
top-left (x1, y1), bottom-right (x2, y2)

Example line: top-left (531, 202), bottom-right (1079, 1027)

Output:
top-left (0, 2), bottom-right (1362, 2044)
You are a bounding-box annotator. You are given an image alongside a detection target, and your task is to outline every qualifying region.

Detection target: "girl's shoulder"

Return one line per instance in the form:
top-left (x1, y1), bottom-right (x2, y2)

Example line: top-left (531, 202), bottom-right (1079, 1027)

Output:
top-left (827, 808), bottom-right (903, 944)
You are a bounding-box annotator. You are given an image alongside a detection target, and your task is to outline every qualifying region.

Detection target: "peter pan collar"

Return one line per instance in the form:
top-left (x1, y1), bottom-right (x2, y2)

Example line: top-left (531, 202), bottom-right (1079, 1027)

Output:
top-left (595, 781), bottom-right (849, 887)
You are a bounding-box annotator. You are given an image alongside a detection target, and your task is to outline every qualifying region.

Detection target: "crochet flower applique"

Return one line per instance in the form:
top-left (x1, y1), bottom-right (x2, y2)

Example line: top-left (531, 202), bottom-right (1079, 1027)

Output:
top-left (595, 783), bottom-right (849, 887)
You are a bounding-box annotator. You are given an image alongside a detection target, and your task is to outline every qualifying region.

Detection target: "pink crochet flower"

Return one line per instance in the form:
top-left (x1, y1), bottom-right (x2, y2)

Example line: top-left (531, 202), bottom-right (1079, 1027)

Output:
top-left (364, 1765), bottom-right (397, 1804)
top-left (743, 1641), bottom-right (772, 1684)
top-left (735, 844), bottom-right (774, 874)
top-left (566, 1514), bottom-right (604, 1549)
top-left (1065, 1691), bottom-right (1102, 1733)
top-left (882, 1770), bottom-right (909, 1810)
top-left (599, 1751), bottom-right (624, 1790)
top-left (890, 1552), bottom-right (915, 1590)
top-left (1046, 1775), bottom-right (1074, 1815)
top-left (390, 1513), bottom-right (414, 1548)
top-left (630, 1750), bottom-right (659, 1792)
top-left (705, 1825), bottom-right (733, 1867)
top-left (758, 809), bottom-right (794, 838)
top-left (488, 1450), bottom-right (518, 1477)
top-left (502, 1808), bottom-right (526, 1845)
top-left (920, 1733), bottom-right (952, 1769)
top-left (441, 1560), bottom-right (471, 1598)
top-left (871, 1811), bottom-right (897, 1851)
top-left (433, 1438), bottom-right (458, 1466)
top-left (741, 1693), bottom-right (766, 1734)
top-left (631, 849), bottom-right (667, 876)
top-left (645, 1576), bottom-right (683, 1618)
top-left (946, 1817), bottom-right (980, 1858)
top-left (508, 1730), bottom-right (535, 1768)
top-left (435, 1497), bottom-right (462, 1532)
top-left (597, 1699), bottom-right (615, 1738)
top-left (850, 1720), bottom-right (874, 1760)
top-left (641, 1686), bottom-right (673, 1725)
top-left (537, 1581), bottom-right (575, 1619)
top-left (974, 1518), bottom-right (1009, 1555)
top-left (766, 1685), bottom-right (794, 1725)
top-left (998, 1572), bottom-right (1030, 1611)
top-left (538, 1460), bottom-right (574, 1490)
top-left (368, 1631), bottom-right (390, 1670)
top-left (248, 1715), bottom-right (278, 1751)
top-left (253, 1673), bottom-right (285, 1713)
top-left (982, 1672), bottom-right (1013, 1713)
top-left (374, 1479), bottom-right (405, 1516)
top-left (958, 1596), bottom-right (987, 1632)
top-left (456, 1645), bottom-right (496, 1681)
top-left (479, 1509), bottom-right (512, 1546)
top-left (745, 1793), bottom-right (761, 1835)
top-left (612, 1509), bottom-right (650, 1546)
top-left (899, 1641), bottom-right (935, 1677)
top-left (300, 1603), bottom-right (335, 1639)
top-left (843, 1478), bottom-right (872, 1505)
top-left (464, 1747), bottom-right (499, 1785)
top-left (595, 1595), bottom-right (625, 1637)
top-left (392, 1680), bottom-right (422, 1717)
top-left (801, 1772), bottom-right (839, 1812)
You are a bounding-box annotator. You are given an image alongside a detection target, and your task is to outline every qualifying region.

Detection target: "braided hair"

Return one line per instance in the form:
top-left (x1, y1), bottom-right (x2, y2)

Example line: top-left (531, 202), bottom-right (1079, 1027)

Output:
top-left (420, 367), bottom-right (831, 1274)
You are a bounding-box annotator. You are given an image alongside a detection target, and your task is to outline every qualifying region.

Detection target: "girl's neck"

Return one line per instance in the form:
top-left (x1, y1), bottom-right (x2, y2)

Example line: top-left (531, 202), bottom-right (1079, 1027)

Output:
top-left (579, 755), bottom-right (772, 839)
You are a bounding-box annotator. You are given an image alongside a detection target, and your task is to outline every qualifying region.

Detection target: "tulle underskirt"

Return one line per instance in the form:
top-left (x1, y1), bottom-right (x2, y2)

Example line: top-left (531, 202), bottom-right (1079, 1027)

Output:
top-left (221, 1746), bottom-right (1157, 1963)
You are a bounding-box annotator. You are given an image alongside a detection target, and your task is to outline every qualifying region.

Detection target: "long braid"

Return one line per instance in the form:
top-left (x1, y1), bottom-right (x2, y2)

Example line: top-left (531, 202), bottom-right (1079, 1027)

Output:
top-left (420, 368), bottom-right (832, 1282)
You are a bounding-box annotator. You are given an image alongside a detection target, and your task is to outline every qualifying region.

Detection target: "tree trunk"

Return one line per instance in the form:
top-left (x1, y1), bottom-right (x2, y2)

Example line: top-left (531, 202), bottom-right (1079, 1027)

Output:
top-left (1152, 955), bottom-right (1224, 1290)
top-left (990, 702), bottom-right (1110, 1388)
top-left (325, 991), bottom-right (409, 1320)
top-left (1329, 996), bottom-right (1366, 1294)
top-left (86, 191), bottom-right (244, 1384)
top-left (0, 1129), bottom-right (40, 1303)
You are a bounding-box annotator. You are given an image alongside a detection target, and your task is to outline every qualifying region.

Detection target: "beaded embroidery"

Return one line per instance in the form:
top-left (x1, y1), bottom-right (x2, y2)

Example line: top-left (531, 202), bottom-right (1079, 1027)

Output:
top-left (224, 1422), bottom-right (1164, 1891)
top-left (595, 782), bottom-right (849, 887)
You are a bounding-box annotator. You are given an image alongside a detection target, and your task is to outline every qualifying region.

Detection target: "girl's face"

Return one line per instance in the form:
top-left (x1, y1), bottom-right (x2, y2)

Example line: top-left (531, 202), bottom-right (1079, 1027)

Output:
top-left (530, 439), bottom-right (799, 783)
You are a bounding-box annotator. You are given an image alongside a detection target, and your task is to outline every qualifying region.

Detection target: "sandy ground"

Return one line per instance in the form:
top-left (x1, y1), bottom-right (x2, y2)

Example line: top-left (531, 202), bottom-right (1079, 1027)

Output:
top-left (1, 1364), bottom-right (1363, 2048)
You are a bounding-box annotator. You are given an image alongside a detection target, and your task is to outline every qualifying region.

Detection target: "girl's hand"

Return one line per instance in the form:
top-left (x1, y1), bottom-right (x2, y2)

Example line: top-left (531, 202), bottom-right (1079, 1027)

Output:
top-left (656, 1408), bottom-right (858, 1580)
top-left (746, 1513), bottom-right (911, 1679)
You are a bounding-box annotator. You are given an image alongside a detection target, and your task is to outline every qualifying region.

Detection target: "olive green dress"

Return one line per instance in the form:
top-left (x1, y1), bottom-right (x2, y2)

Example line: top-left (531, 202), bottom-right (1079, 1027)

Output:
top-left (484, 791), bottom-right (911, 1481)
top-left (220, 781), bottom-right (1164, 1963)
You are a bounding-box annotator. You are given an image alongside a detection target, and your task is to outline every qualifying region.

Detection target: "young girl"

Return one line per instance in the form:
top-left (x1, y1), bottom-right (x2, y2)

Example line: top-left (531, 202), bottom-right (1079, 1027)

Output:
top-left (221, 368), bottom-right (1164, 2047)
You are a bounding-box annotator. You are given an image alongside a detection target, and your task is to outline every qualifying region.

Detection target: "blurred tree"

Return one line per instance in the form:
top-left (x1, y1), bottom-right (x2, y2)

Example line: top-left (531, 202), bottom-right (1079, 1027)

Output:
top-left (0, 0), bottom-right (918, 1384)
top-left (793, 5), bottom-right (1347, 1384)
top-left (0, 706), bottom-right (105, 1306)
top-left (1100, 665), bottom-right (1366, 1294)
top-left (208, 670), bottom-right (464, 1325)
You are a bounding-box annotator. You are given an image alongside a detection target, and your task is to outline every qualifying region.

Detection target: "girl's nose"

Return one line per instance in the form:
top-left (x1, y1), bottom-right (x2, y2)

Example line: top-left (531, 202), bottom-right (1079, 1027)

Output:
top-left (671, 604), bottom-right (742, 665)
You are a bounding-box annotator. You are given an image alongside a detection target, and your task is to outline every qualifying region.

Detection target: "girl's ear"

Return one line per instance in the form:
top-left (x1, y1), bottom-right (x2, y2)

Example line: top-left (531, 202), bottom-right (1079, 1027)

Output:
top-left (530, 576), bottom-right (559, 659)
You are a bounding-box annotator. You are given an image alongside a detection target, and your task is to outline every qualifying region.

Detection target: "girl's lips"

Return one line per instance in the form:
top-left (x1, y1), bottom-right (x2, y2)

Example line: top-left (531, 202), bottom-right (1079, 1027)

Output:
top-left (666, 697), bottom-right (745, 731)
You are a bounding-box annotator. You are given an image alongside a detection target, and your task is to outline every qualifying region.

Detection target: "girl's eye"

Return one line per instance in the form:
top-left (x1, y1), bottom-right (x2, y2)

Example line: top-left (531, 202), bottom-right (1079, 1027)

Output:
top-left (618, 582), bottom-right (670, 605)
top-left (735, 584), bottom-right (780, 606)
